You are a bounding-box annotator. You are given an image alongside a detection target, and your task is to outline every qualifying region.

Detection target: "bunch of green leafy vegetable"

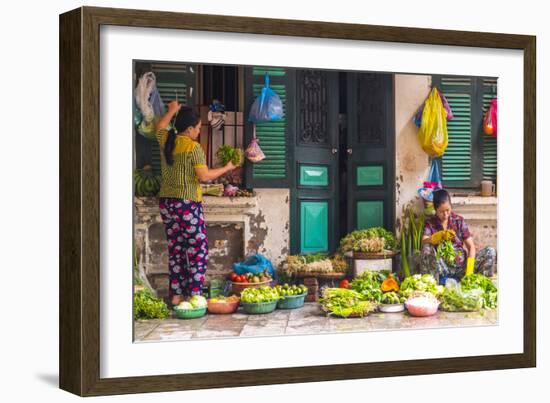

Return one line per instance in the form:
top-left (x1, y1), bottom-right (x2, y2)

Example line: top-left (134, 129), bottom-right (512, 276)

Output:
top-left (399, 274), bottom-right (444, 299)
top-left (461, 274), bottom-right (498, 309)
top-left (216, 145), bottom-right (244, 167)
top-left (339, 227), bottom-right (397, 253)
top-left (240, 286), bottom-right (280, 303)
top-left (436, 240), bottom-right (457, 265)
top-left (319, 288), bottom-right (377, 318)
top-left (302, 252), bottom-right (329, 263)
top-left (134, 289), bottom-right (170, 320)
top-left (349, 270), bottom-right (388, 302)
top-left (440, 287), bottom-right (485, 312)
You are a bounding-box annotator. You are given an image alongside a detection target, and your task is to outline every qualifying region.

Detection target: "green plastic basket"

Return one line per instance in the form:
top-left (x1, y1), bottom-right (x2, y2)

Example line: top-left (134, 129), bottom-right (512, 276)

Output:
top-left (241, 300), bottom-right (278, 314)
top-left (173, 306), bottom-right (207, 319)
top-left (277, 293), bottom-right (307, 309)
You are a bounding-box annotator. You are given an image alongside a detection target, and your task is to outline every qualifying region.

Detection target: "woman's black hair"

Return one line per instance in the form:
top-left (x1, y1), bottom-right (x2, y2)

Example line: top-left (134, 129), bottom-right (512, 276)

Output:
top-left (164, 106), bottom-right (201, 166)
top-left (432, 188), bottom-right (451, 210)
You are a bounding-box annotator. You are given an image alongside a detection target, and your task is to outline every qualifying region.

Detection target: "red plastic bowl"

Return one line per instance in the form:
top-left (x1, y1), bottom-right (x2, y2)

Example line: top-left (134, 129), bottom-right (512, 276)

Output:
top-left (207, 299), bottom-right (240, 314)
top-left (405, 297), bottom-right (439, 317)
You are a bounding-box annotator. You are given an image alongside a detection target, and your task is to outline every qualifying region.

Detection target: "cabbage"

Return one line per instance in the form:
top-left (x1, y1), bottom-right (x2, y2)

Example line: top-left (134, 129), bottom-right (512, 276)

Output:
top-left (189, 295), bottom-right (207, 308)
top-left (176, 301), bottom-right (193, 310)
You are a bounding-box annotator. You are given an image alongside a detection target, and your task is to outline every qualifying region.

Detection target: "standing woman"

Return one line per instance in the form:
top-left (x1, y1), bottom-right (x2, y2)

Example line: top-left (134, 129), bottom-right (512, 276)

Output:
top-left (421, 189), bottom-right (496, 283)
top-left (156, 101), bottom-right (235, 307)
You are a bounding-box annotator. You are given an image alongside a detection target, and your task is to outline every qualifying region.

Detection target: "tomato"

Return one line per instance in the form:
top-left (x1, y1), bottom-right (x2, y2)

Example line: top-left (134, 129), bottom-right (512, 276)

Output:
top-left (229, 272), bottom-right (238, 281)
top-left (239, 275), bottom-right (247, 283)
top-left (339, 279), bottom-right (350, 289)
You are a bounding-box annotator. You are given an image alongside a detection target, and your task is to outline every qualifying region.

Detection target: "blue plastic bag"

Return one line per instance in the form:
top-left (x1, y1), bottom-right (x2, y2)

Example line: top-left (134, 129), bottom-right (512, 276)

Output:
top-left (427, 158), bottom-right (443, 189)
top-left (418, 159), bottom-right (443, 202)
top-left (233, 254), bottom-right (275, 277)
top-left (248, 73), bottom-right (284, 123)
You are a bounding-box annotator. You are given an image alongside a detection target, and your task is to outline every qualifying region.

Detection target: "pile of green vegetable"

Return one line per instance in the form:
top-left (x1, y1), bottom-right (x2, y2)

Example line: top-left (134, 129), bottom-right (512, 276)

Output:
top-left (461, 274), bottom-right (498, 309)
top-left (339, 227), bottom-right (397, 254)
top-left (399, 274), bottom-right (444, 299)
top-left (240, 286), bottom-right (280, 303)
top-left (274, 284), bottom-right (308, 297)
top-left (201, 183), bottom-right (224, 196)
top-left (349, 270), bottom-right (388, 302)
top-left (134, 289), bottom-right (170, 320)
top-left (280, 252), bottom-right (346, 275)
top-left (440, 287), bottom-right (484, 312)
top-left (436, 240), bottom-right (457, 265)
top-left (319, 288), bottom-right (378, 318)
top-left (216, 145), bottom-right (244, 167)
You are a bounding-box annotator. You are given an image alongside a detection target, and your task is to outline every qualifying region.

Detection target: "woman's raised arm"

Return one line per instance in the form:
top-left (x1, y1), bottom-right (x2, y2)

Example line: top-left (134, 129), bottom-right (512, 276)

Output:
top-left (156, 100), bottom-right (181, 131)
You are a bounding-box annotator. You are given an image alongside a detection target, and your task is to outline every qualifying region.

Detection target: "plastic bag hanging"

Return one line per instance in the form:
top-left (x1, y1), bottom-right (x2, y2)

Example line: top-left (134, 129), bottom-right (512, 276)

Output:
top-left (248, 73), bottom-right (284, 123)
top-left (426, 159), bottom-right (443, 189)
top-left (134, 72), bottom-right (166, 139)
top-left (483, 98), bottom-right (497, 138)
top-left (417, 87), bottom-right (449, 157)
top-left (418, 159), bottom-right (443, 203)
top-left (414, 87), bottom-right (453, 128)
top-left (245, 125), bottom-right (266, 162)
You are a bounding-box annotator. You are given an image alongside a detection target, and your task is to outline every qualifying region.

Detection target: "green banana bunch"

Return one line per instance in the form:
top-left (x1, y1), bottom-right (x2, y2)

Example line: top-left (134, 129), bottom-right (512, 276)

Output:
top-left (134, 165), bottom-right (162, 196)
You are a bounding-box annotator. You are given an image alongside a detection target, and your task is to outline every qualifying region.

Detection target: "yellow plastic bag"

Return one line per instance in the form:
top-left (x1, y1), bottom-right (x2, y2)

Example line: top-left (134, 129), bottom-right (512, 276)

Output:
top-left (418, 87), bottom-right (448, 157)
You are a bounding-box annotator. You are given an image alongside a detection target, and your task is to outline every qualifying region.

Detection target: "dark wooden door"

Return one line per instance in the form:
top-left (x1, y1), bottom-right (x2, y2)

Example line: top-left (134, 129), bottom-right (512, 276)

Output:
top-left (346, 72), bottom-right (395, 232)
top-left (290, 70), bottom-right (340, 254)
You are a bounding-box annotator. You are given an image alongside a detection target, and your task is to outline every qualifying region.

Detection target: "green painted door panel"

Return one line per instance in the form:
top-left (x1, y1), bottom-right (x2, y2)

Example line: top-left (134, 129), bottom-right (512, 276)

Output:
top-left (300, 201), bottom-right (329, 253)
top-left (357, 165), bottom-right (384, 186)
top-left (300, 165), bottom-right (329, 186)
top-left (357, 201), bottom-right (384, 229)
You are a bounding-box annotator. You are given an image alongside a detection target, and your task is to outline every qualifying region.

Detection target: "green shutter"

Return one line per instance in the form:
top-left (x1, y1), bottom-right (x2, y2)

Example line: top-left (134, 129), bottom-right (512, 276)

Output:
top-left (251, 68), bottom-right (287, 179)
top-left (482, 79), bottom-right (498, 182)
top-left (245, 66), bottom-right (294, 187)
top-left (149, 63), bottom-right (195, 174)
top-left (440, 78), bottom-right (473, 182)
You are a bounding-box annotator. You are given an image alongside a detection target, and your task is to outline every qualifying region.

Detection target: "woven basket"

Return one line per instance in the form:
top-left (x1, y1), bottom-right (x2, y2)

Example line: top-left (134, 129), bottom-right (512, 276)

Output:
top-left (241, 300), bottom-right (278, 314)
top-left (277, 293), bottom-right (307, 309)
top-left (173, 306), bottom-right (207, 319)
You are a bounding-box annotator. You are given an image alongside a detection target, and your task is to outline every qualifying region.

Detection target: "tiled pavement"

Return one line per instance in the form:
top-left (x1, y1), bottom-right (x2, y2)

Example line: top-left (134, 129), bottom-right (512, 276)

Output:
top-left (134, 303), bottom-right (498, 342)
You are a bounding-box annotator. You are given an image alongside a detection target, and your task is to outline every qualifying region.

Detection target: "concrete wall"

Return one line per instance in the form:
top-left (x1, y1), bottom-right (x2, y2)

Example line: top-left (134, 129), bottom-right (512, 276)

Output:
top-left (393, 75), bottom-right (497, 254)
top-left (394, 74), bottom-right (432, 228)
top-left (134, 189), bottom-right (289, 297)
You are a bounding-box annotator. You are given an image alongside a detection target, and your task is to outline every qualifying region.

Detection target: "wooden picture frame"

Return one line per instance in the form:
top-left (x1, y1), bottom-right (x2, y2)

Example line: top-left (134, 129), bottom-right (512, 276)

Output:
top-left (59, 6), bottom-right (536, 396)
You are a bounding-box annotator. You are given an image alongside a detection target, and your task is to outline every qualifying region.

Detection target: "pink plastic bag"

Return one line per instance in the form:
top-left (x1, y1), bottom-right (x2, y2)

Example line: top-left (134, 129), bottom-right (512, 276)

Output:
top-left (245, 125), bottom-right (266, 162)
top-left (483, 98), bottom-right (498, 138)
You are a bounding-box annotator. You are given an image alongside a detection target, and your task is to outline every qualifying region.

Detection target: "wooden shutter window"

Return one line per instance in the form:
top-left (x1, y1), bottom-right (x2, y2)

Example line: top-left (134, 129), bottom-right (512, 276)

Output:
top-left (245, 66), bottom-right (294, 187)
top-left (439, 77), bottom-right (473, 183)
top-left (251, 67), bottom-right (287, 179)
top-left (150, 63), bottom-right (195, 174)
top-left (442, 92), bottom-right (472, 182)
top-left (482, 78), bottom-right (498, 182)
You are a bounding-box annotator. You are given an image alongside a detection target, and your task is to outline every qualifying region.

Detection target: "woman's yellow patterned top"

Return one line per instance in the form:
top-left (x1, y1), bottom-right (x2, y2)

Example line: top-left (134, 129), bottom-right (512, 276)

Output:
top-left (156, 129), bottom-right (207, 201)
